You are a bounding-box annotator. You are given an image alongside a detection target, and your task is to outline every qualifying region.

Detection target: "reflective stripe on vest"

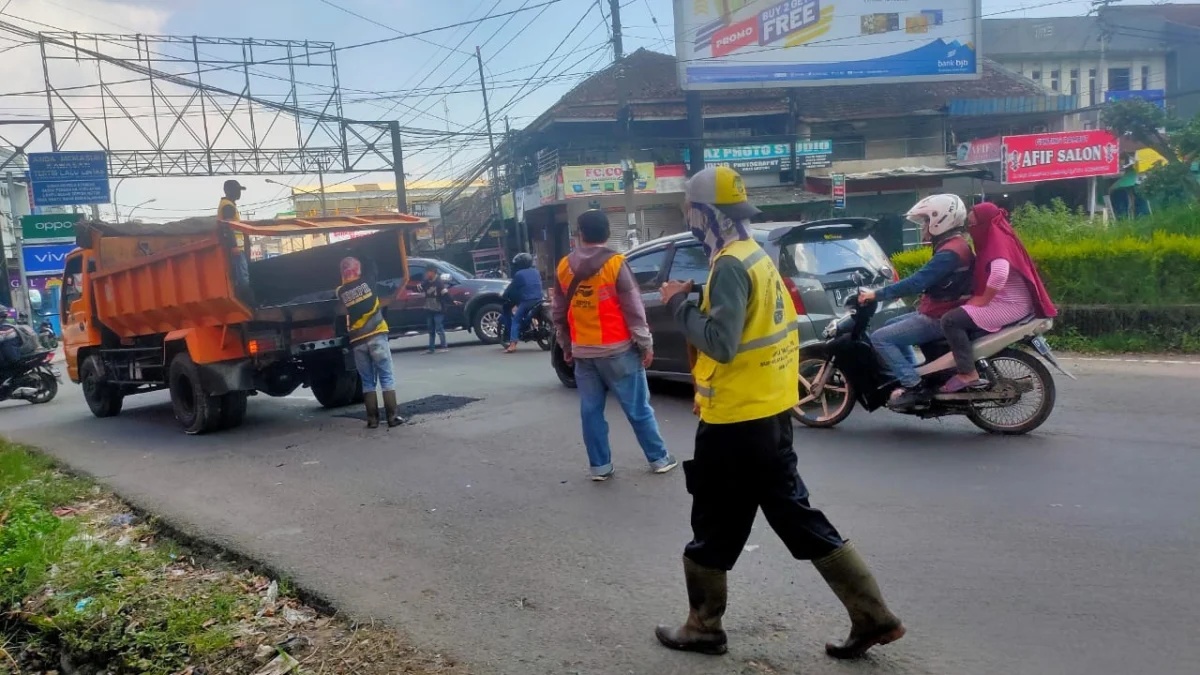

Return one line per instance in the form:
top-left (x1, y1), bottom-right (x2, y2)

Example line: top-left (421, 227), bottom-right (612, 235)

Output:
top-left (692, 239), bottom-right (800, 425)
top-left (556, 254), bottom-right (632, 347)
top-left (338, 280), bottom-right (390, 343)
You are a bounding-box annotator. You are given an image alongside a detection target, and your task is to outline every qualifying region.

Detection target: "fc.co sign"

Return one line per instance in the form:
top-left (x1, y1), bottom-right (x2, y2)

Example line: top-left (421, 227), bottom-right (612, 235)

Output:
top-left (21, 213), bottom-right (82, 241)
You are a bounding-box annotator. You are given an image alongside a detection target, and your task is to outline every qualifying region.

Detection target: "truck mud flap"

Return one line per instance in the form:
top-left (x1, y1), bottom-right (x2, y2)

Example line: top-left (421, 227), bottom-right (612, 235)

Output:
top-left (196, 360), bottom-right (256, 396)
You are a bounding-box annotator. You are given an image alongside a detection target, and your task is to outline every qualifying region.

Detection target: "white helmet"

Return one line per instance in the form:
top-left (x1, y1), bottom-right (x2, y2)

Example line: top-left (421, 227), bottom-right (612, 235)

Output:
top-left (906, 194), bottom-right (967, 240)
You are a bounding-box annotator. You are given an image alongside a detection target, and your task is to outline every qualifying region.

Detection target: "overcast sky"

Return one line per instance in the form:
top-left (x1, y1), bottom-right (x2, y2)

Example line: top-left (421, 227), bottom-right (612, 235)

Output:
top-left (0, 0), bottom-right (1125, 221)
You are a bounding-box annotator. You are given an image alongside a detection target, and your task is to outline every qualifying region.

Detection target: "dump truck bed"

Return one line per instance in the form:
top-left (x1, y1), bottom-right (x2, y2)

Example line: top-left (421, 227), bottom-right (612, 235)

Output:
top-left (83, 214), bottom-right (423, 339)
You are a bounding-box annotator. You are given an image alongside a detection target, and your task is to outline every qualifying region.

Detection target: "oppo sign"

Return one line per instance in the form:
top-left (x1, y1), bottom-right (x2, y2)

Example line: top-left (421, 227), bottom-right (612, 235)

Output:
top-left (21, 213), bottom-right (82, 241)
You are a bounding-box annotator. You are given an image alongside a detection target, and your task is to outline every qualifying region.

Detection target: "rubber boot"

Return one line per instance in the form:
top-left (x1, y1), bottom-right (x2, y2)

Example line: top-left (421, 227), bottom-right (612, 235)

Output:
top-left (363, 392), bottom-right (380, 429)
top-left (813, 541), bottom-right (905, 659)
top-left (382, 390), bottom-right (405, 428)
top-left (654, 556), bottom-right (728, 655)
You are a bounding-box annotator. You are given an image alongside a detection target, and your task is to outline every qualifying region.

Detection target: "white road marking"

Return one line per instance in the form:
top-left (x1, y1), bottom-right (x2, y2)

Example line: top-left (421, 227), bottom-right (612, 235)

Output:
top-left (1063, 356), bottom-right (1200, 366)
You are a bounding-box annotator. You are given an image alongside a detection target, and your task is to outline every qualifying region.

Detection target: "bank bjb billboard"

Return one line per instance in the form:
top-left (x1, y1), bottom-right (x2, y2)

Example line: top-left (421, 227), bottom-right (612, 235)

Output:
top-left (674, 0), bottom-right (981, 89)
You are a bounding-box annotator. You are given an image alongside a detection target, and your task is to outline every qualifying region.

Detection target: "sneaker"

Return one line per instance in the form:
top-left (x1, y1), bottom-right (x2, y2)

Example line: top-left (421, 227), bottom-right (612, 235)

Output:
top-left (652, 455), bottom-right (679, 474)
top-left (437, 347), bottom-right (450, 353)
top-left (591, 470), bottom-right (615, 482)
top-left (423, 349), bottom-right (435, 355)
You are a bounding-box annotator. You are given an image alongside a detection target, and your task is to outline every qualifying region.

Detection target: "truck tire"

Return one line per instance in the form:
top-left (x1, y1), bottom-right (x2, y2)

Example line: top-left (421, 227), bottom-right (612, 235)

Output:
top-left (311, 369), bottom-right (361, 408)
top-left (217, 391), bottom-right (249, 430)
top-left (169, 353), bottom-right (225, 435)
top-left (81, 355), bottom-right (123, 418)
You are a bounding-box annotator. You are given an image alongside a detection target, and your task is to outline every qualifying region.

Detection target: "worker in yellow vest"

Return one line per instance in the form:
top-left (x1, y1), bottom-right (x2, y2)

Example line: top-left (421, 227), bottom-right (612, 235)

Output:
top-left (218, 180), bottom-right (252, 294)
top-left (654, 166), bottom-right (904, 660)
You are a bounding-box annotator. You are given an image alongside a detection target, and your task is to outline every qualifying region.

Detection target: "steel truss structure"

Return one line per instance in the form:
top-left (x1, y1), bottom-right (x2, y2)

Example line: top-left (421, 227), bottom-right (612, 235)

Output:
top-left (34, 31), bottom-right (403, 180)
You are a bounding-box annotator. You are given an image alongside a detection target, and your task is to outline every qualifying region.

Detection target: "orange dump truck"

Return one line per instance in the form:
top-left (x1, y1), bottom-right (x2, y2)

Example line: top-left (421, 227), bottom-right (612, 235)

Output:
top-left (59, 214), bottom-right (425, 434)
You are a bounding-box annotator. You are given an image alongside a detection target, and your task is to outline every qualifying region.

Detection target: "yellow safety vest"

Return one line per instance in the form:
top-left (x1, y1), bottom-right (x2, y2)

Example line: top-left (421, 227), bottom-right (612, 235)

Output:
top-left (693, 239), bottom-right (800, 424)
top-left (219, 197), bottom-right (245, 248)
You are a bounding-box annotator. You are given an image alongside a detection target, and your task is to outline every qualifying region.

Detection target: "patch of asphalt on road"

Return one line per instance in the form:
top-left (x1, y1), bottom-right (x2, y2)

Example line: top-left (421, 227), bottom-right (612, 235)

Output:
top-left (335, 394), bottom-right (481, 422)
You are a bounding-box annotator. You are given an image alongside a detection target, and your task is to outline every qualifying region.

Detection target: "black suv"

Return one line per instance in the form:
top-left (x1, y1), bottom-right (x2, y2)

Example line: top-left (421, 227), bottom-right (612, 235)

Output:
top-left (381, 258), bottom-right (511, 345)
top-left (552, 218), bottom-right (909, 386)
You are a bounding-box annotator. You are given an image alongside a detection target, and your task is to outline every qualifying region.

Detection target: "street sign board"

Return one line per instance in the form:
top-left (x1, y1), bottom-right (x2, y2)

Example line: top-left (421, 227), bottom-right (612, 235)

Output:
top-left (21, 213), bottom-right (82, 242)
top-left (674, 0), bottom-right (982, 90)
top-left (831, 173), bottom-right (846, 209)
top-left (27, 151), bottom-right (110, 206)
top-left (684, 140), bottom-right (834, 174)
top-left (1001, 130), bottom-right (1120, 185)
top-left (1105, 89), bottom-right (1166, 110)
top-left (22, 243), bottom-right (75, 275)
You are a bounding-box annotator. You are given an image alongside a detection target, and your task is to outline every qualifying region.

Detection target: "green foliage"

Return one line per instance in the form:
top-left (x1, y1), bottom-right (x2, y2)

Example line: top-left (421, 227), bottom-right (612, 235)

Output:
top-left (1102, 98), bottom-right (1200, 200)
top-left (0, 443), bottom-right (260, 675)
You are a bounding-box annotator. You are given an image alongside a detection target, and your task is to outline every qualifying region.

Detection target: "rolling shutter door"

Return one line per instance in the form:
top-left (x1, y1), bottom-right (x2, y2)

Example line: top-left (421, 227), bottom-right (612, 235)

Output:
top-left (640, 205), bottom-right (686, 244)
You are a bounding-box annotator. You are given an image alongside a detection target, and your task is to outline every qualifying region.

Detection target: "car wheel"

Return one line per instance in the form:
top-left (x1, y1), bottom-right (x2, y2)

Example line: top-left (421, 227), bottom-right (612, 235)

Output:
top-left (473, 302), bottom-right (504, 345)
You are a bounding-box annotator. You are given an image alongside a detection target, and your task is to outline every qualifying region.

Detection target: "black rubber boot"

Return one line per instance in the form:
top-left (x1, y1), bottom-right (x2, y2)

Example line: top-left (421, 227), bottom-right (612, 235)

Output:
top-left (363, 392), bottom-right (379, 429)
top-left (655, 556), bottom-right (728, 656)
top-left (813, 542), bottom-right (905, 659)
top-left (382, 390), bottom-right (405, 428)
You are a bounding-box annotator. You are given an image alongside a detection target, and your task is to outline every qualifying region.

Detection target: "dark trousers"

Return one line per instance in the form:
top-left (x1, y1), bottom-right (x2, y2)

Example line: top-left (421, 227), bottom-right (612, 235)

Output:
top-left (941, 307), bottom-right (982, 375)
top-left (683, 411), bottom-right (844, 571)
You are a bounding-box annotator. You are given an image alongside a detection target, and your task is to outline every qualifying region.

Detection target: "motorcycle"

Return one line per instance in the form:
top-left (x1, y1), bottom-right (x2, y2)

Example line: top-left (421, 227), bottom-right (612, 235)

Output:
top-left (0, 348), bottom-right (59, 405)
top-left (499, 298), bottom-right (553, 351)
top-left (38, 320), bottom-right (58, 350)
top-left (794, 295), bottom-right (1073, 435)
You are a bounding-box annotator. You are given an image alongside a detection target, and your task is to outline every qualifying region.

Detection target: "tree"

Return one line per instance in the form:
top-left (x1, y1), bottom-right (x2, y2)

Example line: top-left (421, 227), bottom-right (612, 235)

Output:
top-left (1102, 99), bottom-right (1200, 201)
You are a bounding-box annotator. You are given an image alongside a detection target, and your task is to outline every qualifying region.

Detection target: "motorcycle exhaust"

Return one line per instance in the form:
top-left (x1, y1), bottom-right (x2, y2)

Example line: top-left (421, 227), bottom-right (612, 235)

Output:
top-left (11, 387), bottom-right (37, 399)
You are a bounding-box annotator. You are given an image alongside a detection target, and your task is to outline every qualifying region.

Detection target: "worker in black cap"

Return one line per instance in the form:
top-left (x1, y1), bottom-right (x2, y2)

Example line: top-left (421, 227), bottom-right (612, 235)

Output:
top-left (218, 180), bottom-right (251, 296)
top-left (218, 179), bottom-right (246, 221)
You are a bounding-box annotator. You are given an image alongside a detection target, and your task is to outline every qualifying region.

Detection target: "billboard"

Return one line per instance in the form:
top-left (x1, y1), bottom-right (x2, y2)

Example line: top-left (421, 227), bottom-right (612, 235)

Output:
top-left (27, 151), bottom-right (111, 206)
top-left (673, 0), bottom-right (981, 90)
top-left (560, 163), bottom-right (656, 198)
top-left (955, 136), bottom-right (1001, 166)
top-left (1001, 130), bottom-right (1120, 185)
top-left (682, 140), bottom-right (834, 173)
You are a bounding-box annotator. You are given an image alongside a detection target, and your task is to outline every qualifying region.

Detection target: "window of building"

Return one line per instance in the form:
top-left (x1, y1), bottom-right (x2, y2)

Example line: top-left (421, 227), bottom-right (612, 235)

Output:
top-left (1108, 67), bottom-right (1131, 93)
top-left (1031, 69), bottom-right (1042, 85)
top-left (1050, 69), bottom-right (1060, 92)
top-left (1141, 65), bottom-right (1151, 90)
top-left (1070, 68), bottom-right (1080, 95)
top-left (1088, 68), bottom-right (1097, 105)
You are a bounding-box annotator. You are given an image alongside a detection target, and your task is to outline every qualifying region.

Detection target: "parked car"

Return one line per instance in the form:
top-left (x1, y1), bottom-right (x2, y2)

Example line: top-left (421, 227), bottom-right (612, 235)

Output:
top-left (551, 218), bottom-right (910, 387)
top-left (382, 258), bottom-right (511, 345)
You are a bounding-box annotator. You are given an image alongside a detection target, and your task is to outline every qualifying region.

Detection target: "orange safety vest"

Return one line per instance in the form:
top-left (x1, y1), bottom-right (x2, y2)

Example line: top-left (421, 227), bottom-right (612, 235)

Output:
top-left (556, 254), bottom-right (632, 347)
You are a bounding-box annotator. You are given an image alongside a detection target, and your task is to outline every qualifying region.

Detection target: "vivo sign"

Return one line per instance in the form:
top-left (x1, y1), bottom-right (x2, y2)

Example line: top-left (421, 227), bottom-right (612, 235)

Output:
top-left (22, 243), bottom-right (75, 275)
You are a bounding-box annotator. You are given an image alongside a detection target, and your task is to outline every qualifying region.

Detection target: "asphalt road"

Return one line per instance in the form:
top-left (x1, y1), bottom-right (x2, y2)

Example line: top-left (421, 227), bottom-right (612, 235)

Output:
top-left (5, 334), bottom-right (1200, 675)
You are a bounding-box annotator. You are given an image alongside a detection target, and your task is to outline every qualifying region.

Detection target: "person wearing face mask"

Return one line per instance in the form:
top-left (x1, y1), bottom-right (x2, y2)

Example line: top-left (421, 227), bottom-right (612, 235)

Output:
top-left (654, 166), bottom-right (904, 660)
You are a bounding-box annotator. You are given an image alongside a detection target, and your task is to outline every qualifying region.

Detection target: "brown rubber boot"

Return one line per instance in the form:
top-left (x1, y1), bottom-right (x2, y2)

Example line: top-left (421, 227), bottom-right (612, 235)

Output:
top-left (813, 541), bottom-right (905, 659)
top-left (381, 390), bottom-right (405, 428)
top-left (363, 392), bottom-right (379, 429)
top-left (654, 556), bottom-right (729, 655)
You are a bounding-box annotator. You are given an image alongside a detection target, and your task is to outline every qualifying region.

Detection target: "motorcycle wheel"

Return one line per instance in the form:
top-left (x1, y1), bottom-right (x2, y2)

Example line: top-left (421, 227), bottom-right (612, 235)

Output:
top-left (792, 358), bottom-right (855, 428)
top-left (535, 313), bottom-right (552, 352)
top-left (28, 371), bottom-right (57, 404)
top-left (966, 347), bottom-right (1056, 435)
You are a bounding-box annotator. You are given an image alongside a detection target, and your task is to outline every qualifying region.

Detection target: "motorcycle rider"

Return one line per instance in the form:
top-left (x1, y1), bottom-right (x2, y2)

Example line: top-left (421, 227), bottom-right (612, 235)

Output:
top-left (502, 252), bottom-right (543, 353)
top-left (0, 307), bottom-right (20, 367)
top-left (858, 194), bottom-right (974, 409)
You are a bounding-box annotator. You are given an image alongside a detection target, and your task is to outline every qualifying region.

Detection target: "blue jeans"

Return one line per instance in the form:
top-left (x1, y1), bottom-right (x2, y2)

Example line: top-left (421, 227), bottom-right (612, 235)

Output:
top-left (869, 313), bottom-right (944, 388)
top-left (510, 299), bottom-right (540, 342)
top-left (353, 333), bottom-right (396, 393)
top-left (427, 311), bottom-right (447, 350)
top-left (573, 349), bottom-right (671, 475)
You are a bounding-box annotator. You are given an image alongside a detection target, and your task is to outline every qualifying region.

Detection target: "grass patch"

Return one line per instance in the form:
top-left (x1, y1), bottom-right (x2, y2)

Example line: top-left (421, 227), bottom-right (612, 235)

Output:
top-left (0, 442), bottom-right (467, 675)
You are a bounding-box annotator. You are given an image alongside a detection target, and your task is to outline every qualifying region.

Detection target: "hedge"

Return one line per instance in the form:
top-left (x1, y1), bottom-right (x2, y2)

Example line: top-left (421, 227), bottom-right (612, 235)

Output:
top-left (891, 234), bottom-right (1200, 306)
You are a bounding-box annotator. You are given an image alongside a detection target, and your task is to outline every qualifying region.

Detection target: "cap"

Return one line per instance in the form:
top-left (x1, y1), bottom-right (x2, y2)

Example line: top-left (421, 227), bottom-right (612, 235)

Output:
top-left (684, 166), bottom-right (760, 221)
top-left (223, 179), bottom-right (247, 192)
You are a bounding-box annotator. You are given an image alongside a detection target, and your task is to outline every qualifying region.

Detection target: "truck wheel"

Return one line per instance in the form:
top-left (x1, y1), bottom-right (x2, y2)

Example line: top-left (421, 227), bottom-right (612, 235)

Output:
top-left (217, 391), bottom-right (249, 430)
top-left (169, 353), bottom-right (225, 435)
top-left (81, 355), bottom-right (123, 418)
top-left (311, 370), bottom-right (361, 408)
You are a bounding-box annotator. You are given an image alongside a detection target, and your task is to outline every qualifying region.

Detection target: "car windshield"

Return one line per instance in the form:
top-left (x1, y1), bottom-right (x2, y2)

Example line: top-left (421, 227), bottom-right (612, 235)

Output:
top-left (780, 235), bottom-right (890, 278)
top-left (435, 261), bottom-right (473, 281)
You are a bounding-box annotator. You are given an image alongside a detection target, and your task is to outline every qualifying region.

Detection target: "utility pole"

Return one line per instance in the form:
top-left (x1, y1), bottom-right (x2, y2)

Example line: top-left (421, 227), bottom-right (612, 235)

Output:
top-left (6, 171), bottom-right (31, 321)
top-left (610, 0), bottom-right (637, 249)
top-left (476, 46), bottom-right (504, 227)
top-left (315, 157), bottom-right (329, 217)
top-left (389, 121), bottom-right (408, 214)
